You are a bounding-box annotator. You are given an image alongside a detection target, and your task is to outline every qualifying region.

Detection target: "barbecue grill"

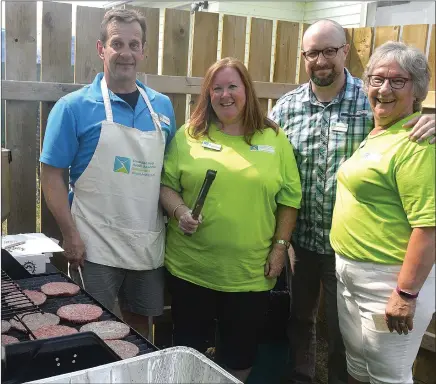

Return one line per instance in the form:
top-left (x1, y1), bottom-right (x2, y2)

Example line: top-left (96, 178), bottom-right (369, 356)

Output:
top-left (1, 250), bottom-right (157, 384)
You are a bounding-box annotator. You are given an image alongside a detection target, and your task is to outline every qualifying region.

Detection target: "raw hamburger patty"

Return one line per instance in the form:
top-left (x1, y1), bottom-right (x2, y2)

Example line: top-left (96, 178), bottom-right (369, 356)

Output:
top-left (23, 290), bottom-right (47, 306)
top-left (105, 340), bottom-right (139, 359)
top-left (80, 320), bottom-right (130, 340)
top-left (40, 282), bottom-right (80, 297)
top-left (31, 325), bottom-right (78, 340)
top-left (10, 312), bottom-right (60, 332)
top-left (57, 304), bottom-right (103, 323)
top-left (2, 335), bottom-right (19, 345)
top-left (1, 320), bottom-right (11, 334)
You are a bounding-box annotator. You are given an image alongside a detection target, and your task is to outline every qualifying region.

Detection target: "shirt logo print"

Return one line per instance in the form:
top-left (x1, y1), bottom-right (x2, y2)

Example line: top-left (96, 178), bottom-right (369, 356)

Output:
top-left (113, 156), bottom-right (131, 174)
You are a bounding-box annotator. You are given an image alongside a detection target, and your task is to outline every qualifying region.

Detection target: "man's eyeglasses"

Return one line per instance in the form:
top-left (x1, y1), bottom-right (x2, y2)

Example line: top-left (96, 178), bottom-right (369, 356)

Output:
top-left (302, 44), bottom-right (346, 62)
top-left (367, 75), bottom-right (410, 90)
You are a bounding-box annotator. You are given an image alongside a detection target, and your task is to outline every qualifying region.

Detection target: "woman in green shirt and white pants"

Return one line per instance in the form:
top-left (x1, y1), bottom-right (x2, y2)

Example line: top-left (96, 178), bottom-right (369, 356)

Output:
top-left (330, 42), bottom-right (435, 384)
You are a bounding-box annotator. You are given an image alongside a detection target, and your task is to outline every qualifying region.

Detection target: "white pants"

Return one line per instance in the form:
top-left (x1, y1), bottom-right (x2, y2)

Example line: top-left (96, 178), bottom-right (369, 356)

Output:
top-left (336, 254), bottom-right (435, 384)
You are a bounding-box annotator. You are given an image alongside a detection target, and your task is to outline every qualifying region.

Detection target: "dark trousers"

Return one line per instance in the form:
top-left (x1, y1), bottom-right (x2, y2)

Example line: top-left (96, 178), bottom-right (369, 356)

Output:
top-left (286, 245), bottom-right (347, 384)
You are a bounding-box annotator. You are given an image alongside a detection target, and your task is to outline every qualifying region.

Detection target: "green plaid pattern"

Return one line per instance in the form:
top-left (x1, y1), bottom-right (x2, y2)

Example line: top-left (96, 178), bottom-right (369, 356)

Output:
top-left (269, 70), bottom-right (373, 255)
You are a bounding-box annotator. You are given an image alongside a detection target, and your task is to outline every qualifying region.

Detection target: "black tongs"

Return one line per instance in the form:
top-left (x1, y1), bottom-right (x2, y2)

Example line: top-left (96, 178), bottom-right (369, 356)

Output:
top-left (185, 169), bottom-right (217, 235)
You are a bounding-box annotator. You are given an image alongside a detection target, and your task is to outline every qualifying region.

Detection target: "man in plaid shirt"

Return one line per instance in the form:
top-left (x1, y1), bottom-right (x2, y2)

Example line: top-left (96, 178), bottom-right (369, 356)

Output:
top-left (270, 19), bottom-right (435, 384)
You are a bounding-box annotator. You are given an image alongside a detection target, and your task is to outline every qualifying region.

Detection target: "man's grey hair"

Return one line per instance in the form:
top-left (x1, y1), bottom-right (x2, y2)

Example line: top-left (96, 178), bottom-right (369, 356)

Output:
top-left (363, 41), bottom-right (430, 112)
top-left (100, 8), bottom-right (147, 46)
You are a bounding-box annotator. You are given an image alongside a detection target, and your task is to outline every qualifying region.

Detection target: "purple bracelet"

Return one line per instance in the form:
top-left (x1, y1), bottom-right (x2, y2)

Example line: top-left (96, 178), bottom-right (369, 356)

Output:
top-left (396, 286), bottom-right (419, 299)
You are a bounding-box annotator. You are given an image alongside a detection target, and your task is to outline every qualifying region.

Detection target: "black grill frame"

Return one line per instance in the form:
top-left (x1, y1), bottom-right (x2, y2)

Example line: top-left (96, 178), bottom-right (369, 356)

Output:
top-left (11, 272), bottom-right (157, 355)
top-left (1, 270), bottom-right (157, 383)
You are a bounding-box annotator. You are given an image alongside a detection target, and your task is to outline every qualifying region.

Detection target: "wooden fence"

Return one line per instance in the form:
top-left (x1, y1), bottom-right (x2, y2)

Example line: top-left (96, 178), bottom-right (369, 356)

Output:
top-left (1, 2), bottom-right (435, 243)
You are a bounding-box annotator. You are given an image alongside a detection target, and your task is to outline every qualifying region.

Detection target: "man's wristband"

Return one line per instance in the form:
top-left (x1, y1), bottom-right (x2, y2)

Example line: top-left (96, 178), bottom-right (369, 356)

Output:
top-left (396, 286), bottom-right (419, 299)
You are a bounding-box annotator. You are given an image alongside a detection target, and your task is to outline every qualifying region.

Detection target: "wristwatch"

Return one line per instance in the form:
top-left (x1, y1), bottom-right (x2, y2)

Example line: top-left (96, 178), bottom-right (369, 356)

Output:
top-left (396, 286), bottom-right (419, 299)
top-left (275, 239), bottom-right (291, 249)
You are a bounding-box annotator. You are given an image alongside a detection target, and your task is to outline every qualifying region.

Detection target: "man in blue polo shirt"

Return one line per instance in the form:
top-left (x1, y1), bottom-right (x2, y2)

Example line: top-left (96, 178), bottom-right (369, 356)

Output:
top-left (40, 8), bottom-right (176, 337)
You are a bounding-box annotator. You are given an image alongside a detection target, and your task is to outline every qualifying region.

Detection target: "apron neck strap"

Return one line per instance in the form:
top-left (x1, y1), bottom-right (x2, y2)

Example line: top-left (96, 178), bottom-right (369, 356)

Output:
top-left (100, 76), bottom-right (113, 123)
top-left (100, 76), bottom-right (165, 143)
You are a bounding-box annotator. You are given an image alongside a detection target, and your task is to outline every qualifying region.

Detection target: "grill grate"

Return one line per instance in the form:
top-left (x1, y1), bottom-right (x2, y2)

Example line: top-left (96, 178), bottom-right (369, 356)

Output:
top-left (1, 270), bottom-right (42, 338)
top-left (8, 272), bottom-right (156, 356)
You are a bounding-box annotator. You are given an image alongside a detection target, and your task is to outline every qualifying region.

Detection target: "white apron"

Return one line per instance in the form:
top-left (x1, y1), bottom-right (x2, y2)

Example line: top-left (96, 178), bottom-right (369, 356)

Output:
top-left (70, 77), bottom-right (165, 270)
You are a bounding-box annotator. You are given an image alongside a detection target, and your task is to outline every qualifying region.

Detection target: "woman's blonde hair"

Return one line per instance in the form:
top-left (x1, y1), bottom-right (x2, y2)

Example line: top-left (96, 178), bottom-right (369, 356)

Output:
top-left (189, 57), bottom-right (279, 144)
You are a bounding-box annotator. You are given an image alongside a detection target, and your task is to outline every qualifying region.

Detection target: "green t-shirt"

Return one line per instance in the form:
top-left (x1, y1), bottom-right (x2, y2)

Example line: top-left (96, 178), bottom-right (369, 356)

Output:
top-left (161, 123), bottom-right (302, 291)
top-left (330, 113), bottom-right (435, 264)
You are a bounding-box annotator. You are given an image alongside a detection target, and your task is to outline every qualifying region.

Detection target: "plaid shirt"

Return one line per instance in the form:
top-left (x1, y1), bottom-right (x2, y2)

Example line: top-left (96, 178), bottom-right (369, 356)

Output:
top-left (269, 69), bottom-right (373, 255)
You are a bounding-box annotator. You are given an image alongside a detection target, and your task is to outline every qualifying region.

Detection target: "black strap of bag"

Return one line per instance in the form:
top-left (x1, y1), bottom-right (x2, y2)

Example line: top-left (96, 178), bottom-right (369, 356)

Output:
top-left (260, 254), bottom-right (292, 343)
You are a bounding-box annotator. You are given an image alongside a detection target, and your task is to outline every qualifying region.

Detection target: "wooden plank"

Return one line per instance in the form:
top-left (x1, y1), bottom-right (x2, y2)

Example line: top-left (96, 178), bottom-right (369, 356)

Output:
top-left (3, 78), bottom-right (299, 102)
top-left (74, 6), bottom-right (105, 84)
top-left (401, 24), bottom-right (429, 52)
top-left (298, 23), bottom-right (310, 84)
top-left (422, 91), bottom-right (435, 109)
top-left (221, 15), bottom-right (246, 61)
top-left (41, 2), bottom-right (73, 83)
top-left (127, 6), bottom-right (160, 75)
top-left (428, 25), bottom-right (435, 92)
top-left (191, 12), bottom-right (219, 77)
top-left (190, 11), bottom-right (219, 114)
top-left (274, 21), bottom-right (300, 84)
top-left (374, 26), bottom-right (400, 49)
top-left (349, 27), bottom-right (373, 79)
top-left (247, 17), bottom-right (273, 114)
top-left (4, 2), bottom-right (38, 234)
top-left (162, 9), bottom-right (190, 128)
top-left (40, 1), bottom-right (73, 272)
top-left (345, 28), bottom-right (353, 69)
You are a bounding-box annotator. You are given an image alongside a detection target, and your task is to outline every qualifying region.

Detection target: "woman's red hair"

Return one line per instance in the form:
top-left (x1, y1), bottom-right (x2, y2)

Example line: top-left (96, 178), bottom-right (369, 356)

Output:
top-left (189, 57), bottom-right (279, 144)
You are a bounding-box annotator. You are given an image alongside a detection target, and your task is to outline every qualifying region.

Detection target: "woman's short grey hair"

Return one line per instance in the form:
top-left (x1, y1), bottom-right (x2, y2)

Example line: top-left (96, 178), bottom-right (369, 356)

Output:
top-left (100, 9), bottom-right (147, 47)
top-left (363, 41), bottom-right (430, 112)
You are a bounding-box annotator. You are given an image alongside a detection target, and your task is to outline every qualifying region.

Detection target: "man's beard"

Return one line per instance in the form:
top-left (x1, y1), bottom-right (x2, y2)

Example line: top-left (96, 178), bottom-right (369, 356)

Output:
top-left (310, 66), bottom-right (339, 87)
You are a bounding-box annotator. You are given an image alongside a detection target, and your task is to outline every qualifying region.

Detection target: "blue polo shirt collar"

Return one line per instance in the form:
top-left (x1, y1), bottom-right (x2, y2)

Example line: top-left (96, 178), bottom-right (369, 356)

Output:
top-left (89, 73), bottom-right (156, 103)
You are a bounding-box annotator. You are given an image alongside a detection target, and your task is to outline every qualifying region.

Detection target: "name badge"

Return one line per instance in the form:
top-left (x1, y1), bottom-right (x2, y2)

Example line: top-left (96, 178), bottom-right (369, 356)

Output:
top-left (158, 113), bottom-right (170, 125)
top-left (202, 141), bottom-right (222, 151)
top-left (331, 122), bottom-right (348, 132)
top-left (362, 152), bottom-right (382, 162)
top-left (250, 145), bottom-right (275, 153)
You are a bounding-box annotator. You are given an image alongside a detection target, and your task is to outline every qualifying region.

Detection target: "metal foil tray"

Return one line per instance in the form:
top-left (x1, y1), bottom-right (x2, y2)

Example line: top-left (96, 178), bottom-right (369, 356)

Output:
top-left (27, 346), bottom-right (242, 383)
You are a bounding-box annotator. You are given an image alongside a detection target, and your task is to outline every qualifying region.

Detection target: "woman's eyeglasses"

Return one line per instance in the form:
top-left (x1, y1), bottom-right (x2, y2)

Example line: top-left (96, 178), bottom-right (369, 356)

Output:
top-left (302, 44), bottom-right (346, 62)
top-left (368, 75), bottom-right (410, 89)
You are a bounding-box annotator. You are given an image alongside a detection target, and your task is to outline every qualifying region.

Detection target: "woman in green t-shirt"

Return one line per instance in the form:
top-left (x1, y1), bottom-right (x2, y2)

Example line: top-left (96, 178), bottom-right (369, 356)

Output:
top-left (159, 57), bottom-right (302, 382)
top-left (330, 42), bottom-right (435, 384)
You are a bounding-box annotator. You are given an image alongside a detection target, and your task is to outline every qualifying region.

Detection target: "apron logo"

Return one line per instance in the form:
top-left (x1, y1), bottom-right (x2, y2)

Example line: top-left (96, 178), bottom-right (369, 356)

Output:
top-left (113, 156), bottom-right (131, 174)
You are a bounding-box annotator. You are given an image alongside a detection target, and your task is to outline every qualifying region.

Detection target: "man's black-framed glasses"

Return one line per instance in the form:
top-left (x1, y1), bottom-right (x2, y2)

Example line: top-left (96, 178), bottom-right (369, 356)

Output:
top-left (302, 44), bottom-right (346, 62)
top-left (367, 75), bottom-right (410, 90)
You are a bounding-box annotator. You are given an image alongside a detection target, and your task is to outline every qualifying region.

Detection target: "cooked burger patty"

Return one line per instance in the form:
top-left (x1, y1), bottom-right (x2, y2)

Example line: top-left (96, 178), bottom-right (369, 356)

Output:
top-left (80, 320), bottom-right (130, 340)
top-left (105, 340), bottom-right (139, 359)
top-left (22, 290), bottom-right (47, 306)
top-left (1, 334), bottom-right (19, 345)
top-left (40, 282), bottom-right (80, 297)
top-left (57, 304), bottom-right (103, 324)
top-left (1, 320), bottom-right (11, 334)
top-left (31, 325), bottom-right (78, 340)
top-left (10, 312), bottom-right (60, 332)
